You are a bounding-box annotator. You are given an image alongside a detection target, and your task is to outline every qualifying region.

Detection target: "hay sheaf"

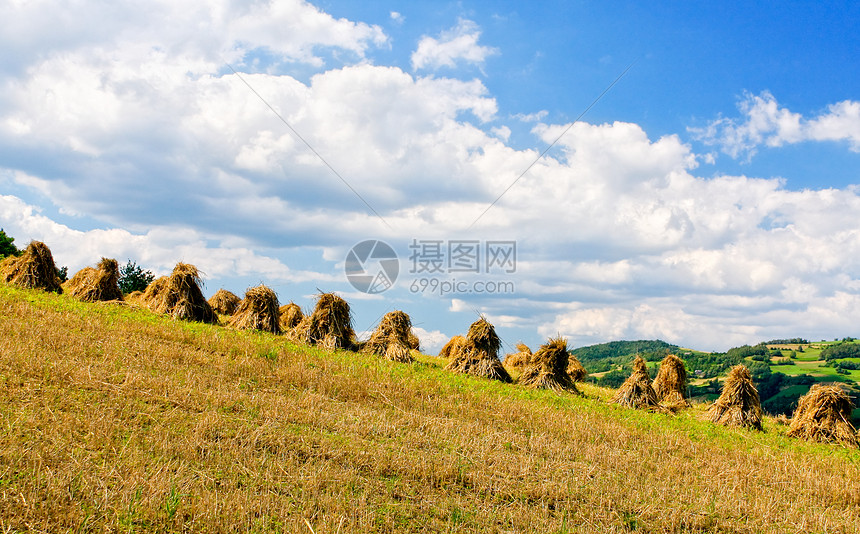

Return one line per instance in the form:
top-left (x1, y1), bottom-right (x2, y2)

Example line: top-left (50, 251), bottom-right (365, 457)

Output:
top-left (361, 310), bottom-right (414, 363)
top-left (279, 302), bottom-right (304, 331)
top-left (208, 289), bottom-right (241, 315)
top-left (707, 365), bottom-right (762, 430)
top-left (229, 285), bottom-right (280, 334)
top-left (408, 331), bottom-right (421, 352)
top-left (518, 338), bottom-right (580, 394)
top-left (446, 317), bottom-right (512, 383)
top-left (567, 354), bottom-right (588, 382)
top-left (290, 292), bottom-right (355, 350)
top-left (652, 354), bottom-right (690, 408)
top-left (141, 263), bottom-right (217, 324)
top-left (504, 342), bottom-right (532, 370)
top-left (612, 356), bottom-right (661, 410)
top-left (1, 241), bottom-right (63, 293)
top-left (787, 384), bottom-right (858, 447)
top-left (439, 335), bottom-right (467, 359)
top-left (64, 258), bottom-right (123, 302)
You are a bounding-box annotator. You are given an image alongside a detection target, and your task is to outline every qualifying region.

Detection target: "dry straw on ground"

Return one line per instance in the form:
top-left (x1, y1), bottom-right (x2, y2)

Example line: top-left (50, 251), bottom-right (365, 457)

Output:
top-left (290, 292), bottom-right (355, 350)
top-left (208, 289), bottom-right (241, 315)
top-left (278, 302), bottom-right (304, 332)
top-left (787, 384), bottom-right (858, 447)
top-left (707, 365), bottom-right (762, 430)
top-left (140, 263), bottom-right (217, 324)
top-left (518, 337), bottom-right (580, 394)
top-left (64, 258), bottom-right (123, 302)
top-left (612, 356), bottom-right (661, 410)
top-left (228, 285), bottom-right (280, 334)
top-left (0, 241), bottom-right (63, 293)
top-left (361, 310), bottom-right (414, 363)
top-left (9, 288), bottom-right (860, 532)
top-left (438, 335), bottom-right (467, 359)
top-left (652, 353), bottom-right (690, 411)
top-left (446, 317), bottom-right (512, 383)
top-left (504, 342), bottom-right (532, 370)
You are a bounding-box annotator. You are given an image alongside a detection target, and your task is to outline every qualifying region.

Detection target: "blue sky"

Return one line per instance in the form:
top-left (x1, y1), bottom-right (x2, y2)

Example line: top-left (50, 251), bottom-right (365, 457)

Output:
top-left (1, 0), bottom-right (859, 352)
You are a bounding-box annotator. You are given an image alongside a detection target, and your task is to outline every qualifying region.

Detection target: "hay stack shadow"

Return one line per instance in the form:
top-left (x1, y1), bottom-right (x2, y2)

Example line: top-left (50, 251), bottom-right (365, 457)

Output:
top-left (518, 337), bottom-right (581, 394)
top-left (707, 365), bottom-right (762, 430)
top-left (652, 353), bottom-right (690, 411)
top-left (64, 258), bottom-right (123, 302)
top-left (140, 263), bottom-right (217, 324)
top-left (445, 317), bottom-right (512, 383)
top-left (361, 310), bottom-right (414, 363)
top-left (0, 241), bottom-right (63, 293)
top-left (787, 384), bottom-right (858, 447)
top-left (279, 302), bottom-right (304, 332)
top-left (229, 285), bottom-right (280, 334)
top-left (612, 356), bottom-right (661, 410)
top-left (208, 289), bottom-right (241, 315)
top-left (290, 292), bottom-right (355, 350)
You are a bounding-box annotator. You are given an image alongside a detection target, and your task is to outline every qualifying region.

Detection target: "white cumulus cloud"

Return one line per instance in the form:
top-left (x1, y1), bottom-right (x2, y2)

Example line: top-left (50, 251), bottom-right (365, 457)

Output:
top-left (4, 1), bottom-right (860, 351)
top-left (411, 19), bottom-right (498, 71)
top-left (691, 91), bottom-right (860, 160)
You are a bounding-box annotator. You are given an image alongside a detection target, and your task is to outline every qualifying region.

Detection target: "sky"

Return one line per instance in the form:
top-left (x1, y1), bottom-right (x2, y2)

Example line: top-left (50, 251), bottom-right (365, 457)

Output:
top-left (2, 0), bottom-right (860, 353)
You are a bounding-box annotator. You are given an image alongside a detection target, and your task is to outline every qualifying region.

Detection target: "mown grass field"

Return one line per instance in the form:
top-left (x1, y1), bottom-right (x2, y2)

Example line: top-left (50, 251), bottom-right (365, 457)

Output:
top-left (2, 285), bottom-right (860, 533)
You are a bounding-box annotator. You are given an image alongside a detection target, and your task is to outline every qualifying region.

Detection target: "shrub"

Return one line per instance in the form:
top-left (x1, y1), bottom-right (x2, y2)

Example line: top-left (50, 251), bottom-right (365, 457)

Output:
top-left (0, 229), bottom-right (20, 259)
top-left (118, 260), bottom-right (155, 294)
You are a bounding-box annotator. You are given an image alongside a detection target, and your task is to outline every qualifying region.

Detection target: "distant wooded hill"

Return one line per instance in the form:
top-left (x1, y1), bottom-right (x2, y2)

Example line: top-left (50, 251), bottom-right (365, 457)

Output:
top-left (570, 340), bottom-right (679, 362)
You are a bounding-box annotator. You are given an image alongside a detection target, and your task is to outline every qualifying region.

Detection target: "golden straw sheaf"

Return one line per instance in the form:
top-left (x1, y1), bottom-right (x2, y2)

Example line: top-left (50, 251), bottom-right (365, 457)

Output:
top-left (0, 241), bottom-right (63, 294)
top-left (707, 365), bottom-right (762, 430)
top-left (229, 285), bottom-right (281, 334)
top-left (652, 353), bottom-right (690, 412)
top-left (140, 263), bottom-right (217, 324)
top-left (360, 310), bottom-right (415, 363)
top-left (445, 317), bottom-right (511, 383)
top-left (208, 289), bottom-right (241, 316)
top-left (517, 337), bottom-right (581, 394)
top-left (278, 302), bottom-right (304, 332)
top-left (289, 292), bottom-right (355, 350)
top-left (787, 383), bottom-right (858, 447)
top-left (503, 342), bottom-right (532, 370)
top-left (64, 258), bottom-right (123, 302)
top-left (612, 356), bottom-right (661, 410)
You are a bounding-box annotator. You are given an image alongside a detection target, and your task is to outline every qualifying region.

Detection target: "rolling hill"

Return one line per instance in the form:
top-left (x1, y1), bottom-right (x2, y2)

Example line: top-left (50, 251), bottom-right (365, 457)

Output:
top-left (2, 285), bottom-right (860, 532)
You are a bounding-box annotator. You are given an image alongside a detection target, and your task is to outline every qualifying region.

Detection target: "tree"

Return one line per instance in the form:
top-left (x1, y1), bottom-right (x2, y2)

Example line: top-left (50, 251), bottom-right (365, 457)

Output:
top-left (0, 228), bottom-right (20, 259)
top-left (118, 260), bottom-right (155, 294)
top-left (56, 266), bottom-right (68, 282)
top-left (821, 343), bottom-right (860, 361)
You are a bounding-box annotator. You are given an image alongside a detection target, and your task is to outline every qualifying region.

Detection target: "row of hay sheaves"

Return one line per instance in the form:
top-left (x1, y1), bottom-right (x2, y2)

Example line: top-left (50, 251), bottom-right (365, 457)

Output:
top-left (3, 241), bottom-right (858, 448)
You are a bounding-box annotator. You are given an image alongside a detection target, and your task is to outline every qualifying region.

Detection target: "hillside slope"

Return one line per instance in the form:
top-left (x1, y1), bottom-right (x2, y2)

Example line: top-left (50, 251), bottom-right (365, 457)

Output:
top-left (1, 285), bottom-right (859, 533)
